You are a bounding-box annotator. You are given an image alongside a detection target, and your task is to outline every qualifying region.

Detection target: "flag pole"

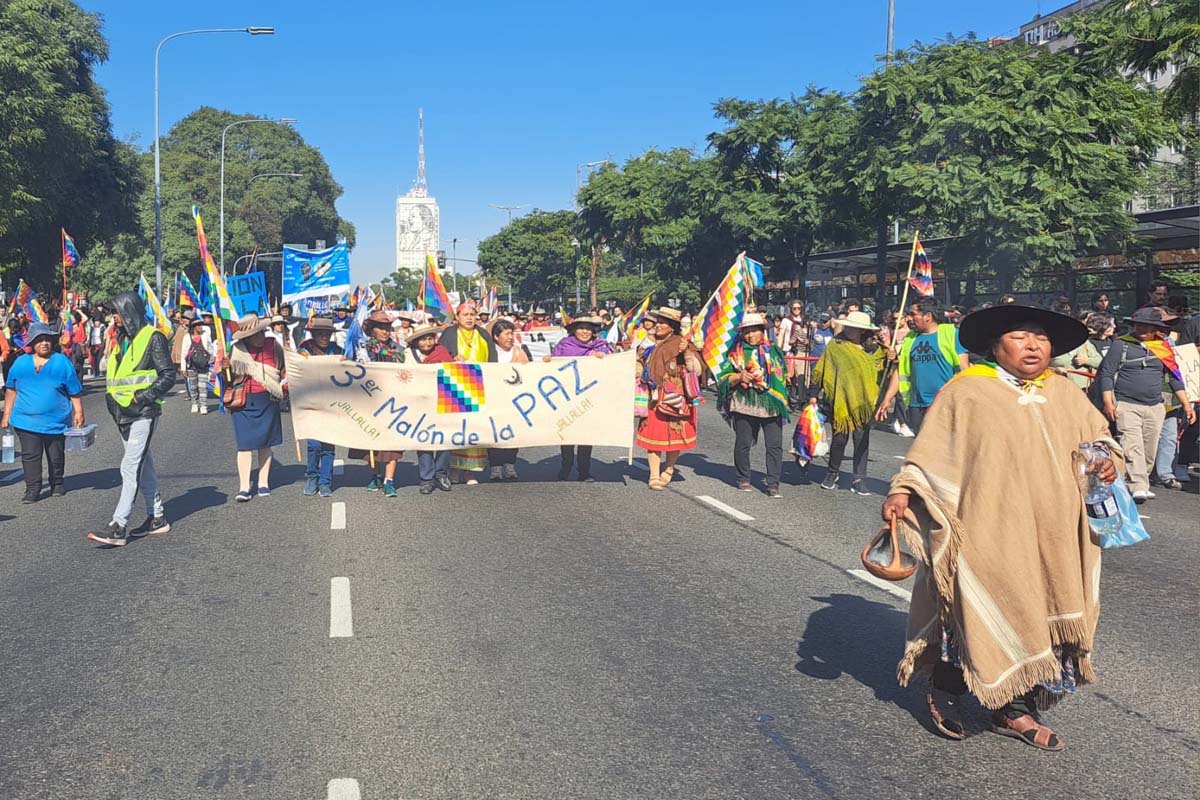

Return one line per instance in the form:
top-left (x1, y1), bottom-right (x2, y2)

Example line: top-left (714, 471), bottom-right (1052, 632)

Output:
top-left (891, 230), bottom-right (919, 348)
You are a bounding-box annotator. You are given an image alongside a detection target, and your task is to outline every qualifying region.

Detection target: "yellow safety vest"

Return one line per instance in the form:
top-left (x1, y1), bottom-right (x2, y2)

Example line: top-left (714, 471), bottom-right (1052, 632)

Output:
top-left (106, 326), bottom-right (160, 407)
top-left (897, 324), bottom-right (961, 406)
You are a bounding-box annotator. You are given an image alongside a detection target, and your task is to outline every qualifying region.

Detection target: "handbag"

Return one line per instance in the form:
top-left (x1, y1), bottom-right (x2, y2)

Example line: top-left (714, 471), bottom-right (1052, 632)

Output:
top-left (222, 375), bottom-right (249, 411)
top-left (682, 368), bottom-right (703, 402)
top-left (656, 379), bottom-right (691, 419)
top-left (634, 380), bottom-right (650, 418)
top-left (861, 513), bottom-right (918, 581)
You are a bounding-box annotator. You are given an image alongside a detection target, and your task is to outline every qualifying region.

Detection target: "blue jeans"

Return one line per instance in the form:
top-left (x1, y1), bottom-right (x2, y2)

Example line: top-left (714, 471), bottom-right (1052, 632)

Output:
top-left (1154, 408), bottom-right (1187, 482)
top-left (418, 450), bottom-right (449, 482)
top-left (306, 439), bottom-right (335, 486)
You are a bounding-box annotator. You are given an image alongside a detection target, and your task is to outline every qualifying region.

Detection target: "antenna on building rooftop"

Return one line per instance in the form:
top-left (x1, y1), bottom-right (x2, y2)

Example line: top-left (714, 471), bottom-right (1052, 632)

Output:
top-left (411, 108), bottom-right (428, 198)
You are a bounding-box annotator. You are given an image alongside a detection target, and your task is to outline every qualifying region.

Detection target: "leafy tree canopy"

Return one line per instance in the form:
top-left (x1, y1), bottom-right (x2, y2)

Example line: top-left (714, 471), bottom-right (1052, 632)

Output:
top-left (0, 0), bottom-right (140, 290)
top-left (477, 210), bottom-right (580, 301)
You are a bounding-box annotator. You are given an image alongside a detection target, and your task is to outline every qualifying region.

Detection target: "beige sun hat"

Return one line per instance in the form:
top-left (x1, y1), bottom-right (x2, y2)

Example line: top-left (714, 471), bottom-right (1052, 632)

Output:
top-left (407, 323), bottom-right (442, 343)
top-left (738, 312), bottom-right (768, 330)
top-left (835, 310), bottom-right (879, 331)
top-left (231, 314), bottom-right (271, 341)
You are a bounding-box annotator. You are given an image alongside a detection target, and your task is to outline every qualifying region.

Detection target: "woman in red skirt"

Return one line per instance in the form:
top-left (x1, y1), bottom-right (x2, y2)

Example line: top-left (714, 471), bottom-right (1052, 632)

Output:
top-left (636, 307), bottom-right (703, 490)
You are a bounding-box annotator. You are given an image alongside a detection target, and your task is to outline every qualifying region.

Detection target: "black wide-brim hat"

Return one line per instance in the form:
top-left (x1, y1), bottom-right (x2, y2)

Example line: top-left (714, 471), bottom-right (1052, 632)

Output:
top-left (959, 304), bottom-right (1088, 358)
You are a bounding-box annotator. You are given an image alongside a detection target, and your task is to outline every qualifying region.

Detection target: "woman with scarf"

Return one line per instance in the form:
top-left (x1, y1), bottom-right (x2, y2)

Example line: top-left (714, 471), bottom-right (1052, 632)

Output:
top-left (228, 315), bottom-right (287, 502)
top-left (807, 311), bottom-right (880, 494)
top-left (440, 301), bottom-right (495, 484)
top-left (549, 316), bottom-right (611, 481)
top-left (487, 318), bottom-right (531, 480)
top-left (409, 324), bottom-right (455, 495)
top-left (716, 312), bottom-right (789, 497)
top-left (636, 308), bottom-right (702, 490)
top-left (349, 310), bottom-right (406, 497)
top-left (882, 305), bottom-right (1121, 751)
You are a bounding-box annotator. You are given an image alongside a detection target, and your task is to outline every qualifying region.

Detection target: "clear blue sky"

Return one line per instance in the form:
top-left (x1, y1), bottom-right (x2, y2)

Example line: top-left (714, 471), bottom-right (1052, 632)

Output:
top-left (86, 0), bottom-right (1040, 285)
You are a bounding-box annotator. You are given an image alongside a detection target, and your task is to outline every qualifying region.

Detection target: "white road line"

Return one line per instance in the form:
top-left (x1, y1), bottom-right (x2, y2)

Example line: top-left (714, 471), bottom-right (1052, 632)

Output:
top-left (847, 568), bottom-right (913, 602)
top-left (329, 577), bottom-right (353, 638)
top-left (696, 495), bottom-right (755, 522)
top-left (333, 458), bottom-right (345, 476)
top-left (327, 778), bottom-right (361, 800)
top-left (330, 502), bottom-right (346, 530)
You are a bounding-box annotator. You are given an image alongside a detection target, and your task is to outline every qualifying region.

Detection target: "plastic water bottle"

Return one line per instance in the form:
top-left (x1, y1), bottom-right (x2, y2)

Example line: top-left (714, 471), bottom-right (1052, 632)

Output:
top-left (1079, 442), bottom-right (1120, 541)
top-left (1, 428), bottom-right (14, 464)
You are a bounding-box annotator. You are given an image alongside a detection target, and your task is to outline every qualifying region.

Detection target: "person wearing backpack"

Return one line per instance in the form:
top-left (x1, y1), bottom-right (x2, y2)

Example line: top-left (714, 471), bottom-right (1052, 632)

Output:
top-left (179, 317), bottom-right (215, 414)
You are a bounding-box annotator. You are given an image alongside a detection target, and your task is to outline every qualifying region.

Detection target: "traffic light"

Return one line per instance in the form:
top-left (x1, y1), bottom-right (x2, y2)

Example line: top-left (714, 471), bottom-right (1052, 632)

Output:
top-left (437, 251), bottom-right (447, 270)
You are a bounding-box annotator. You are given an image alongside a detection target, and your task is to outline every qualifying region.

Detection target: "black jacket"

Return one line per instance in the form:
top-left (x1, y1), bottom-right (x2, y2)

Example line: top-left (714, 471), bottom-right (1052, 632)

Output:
top-left (106, 291), bottom-right (178, 425)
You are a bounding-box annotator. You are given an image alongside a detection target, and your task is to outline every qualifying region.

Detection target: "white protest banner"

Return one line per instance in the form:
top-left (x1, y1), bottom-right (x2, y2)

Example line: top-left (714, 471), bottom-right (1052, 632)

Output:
top-left (286, 349), bottom-right (635, 451)
top-left (514, 326), bottom-right (567, 359)
top-left (1177, 342), bottom-right (1200, 403)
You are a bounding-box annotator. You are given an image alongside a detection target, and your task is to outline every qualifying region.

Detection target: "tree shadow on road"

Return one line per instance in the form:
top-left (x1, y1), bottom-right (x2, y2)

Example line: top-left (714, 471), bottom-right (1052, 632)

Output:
top-left (793, 593), bottom-right (932, 732)
top-left (62, 468), bottom-right (122, 492)
top-left (164, 486), bottom-right (228, 524)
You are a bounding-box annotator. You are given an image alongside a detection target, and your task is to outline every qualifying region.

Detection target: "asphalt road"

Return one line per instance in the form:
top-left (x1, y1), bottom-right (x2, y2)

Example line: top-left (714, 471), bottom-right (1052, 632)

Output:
top-left (1, 377), bottom-right (1197, 799)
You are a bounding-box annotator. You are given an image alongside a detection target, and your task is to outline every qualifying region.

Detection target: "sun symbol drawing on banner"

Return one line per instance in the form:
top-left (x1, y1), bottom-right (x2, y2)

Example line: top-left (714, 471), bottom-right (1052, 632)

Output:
top-left (395, 369), bottom-right (413, 384)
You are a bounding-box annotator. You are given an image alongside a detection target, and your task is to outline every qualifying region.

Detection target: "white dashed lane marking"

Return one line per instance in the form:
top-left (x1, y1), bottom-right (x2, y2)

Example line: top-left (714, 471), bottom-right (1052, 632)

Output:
top-left (696, 495), bottom-right (755, 522)
top-left (847, 568), bottom-right (913, 602)
top-left (329, 578), bottom-right (353, 638)
top-left (333, 458), bottom-right (345, 476)
top-left (330, 502), bottom-right (346, 530)
top-left (327, 778), bottom-right (361, 799)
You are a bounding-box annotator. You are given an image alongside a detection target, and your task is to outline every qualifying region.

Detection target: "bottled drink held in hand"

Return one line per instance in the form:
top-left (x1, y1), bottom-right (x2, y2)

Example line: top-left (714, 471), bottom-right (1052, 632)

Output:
top-left (2, 428), bottom-right (14, 464)
top-left (1079, 442), bottom-right (1120, 541)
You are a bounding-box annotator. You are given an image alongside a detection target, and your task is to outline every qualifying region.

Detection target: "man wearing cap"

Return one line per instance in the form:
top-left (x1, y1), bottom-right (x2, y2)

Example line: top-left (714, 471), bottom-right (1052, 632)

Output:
top-left (297, 318), bottom-right (342, 496)
top-left (87, 292), bottom-right (176, 546)
top-left (1096, 305), bottom-right (1194, 501)
top-left (876, 297), bottom-right (969, 434)
top-left (717, 312), bottom-right (790, 497)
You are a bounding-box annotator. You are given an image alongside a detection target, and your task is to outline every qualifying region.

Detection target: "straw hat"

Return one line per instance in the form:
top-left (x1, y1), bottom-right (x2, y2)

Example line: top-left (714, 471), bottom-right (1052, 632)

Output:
top-left (407, 323), bottom-right (442, 343)
top-left (835, 311), bottom-right (879, 331)
top-left (566, 315), bottom-right (603, 330)
top-left (231, 314), bottom-right (271, 341)
top-left (306, 317), bottom-right (335, 333)
top-left (651, 307), bottom-right (682, 324)
top-left (738, 312), bottom-right (768, 331)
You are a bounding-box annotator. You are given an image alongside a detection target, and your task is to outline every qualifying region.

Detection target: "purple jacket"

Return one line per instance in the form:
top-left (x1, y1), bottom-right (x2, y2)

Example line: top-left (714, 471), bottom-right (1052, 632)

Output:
top-left (552, 336), bottom-right (612, 357)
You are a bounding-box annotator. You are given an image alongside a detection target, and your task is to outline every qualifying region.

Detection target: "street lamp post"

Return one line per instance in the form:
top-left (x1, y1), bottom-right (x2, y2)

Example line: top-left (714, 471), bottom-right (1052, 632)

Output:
top-left (249, 172), bottom-right (303, 183)
top-left (220, 116), bottom-right (295, 275)
top-left (154, 26), bottom-right (274, 293)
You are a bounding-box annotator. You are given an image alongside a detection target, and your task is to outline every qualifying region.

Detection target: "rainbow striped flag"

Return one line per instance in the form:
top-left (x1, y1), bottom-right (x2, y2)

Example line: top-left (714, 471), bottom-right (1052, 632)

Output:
top-left (908, 236), bottom-right (934, 297)
top-left (691, 253), bottom-right (754, 373)
top-left (178, 271), bottom-right (201, 308)
top-left (25, 297), bottom-right (50, 324)
top-left (61, 229), bottom-right (79, 269)
top-left (192, 205), bottom-right (240, 322)
top-left (623, 294), bottom-right (652, 341)
top-left (420, 252), bottom-right (454, 322)
top-left (1145, 337), bottom-right (1183, 382)
top-left (137, 274), bottom-right (173, 335)
top-left (9, 279), bottom-right (33, 314)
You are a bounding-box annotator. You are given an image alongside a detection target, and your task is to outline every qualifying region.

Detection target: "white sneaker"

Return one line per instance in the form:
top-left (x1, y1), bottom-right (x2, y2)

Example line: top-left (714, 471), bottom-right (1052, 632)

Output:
top-left (1145, 489), bottom-right (1156, 499)
top-left (1132, 490), bottom-right (1151, 503)
top-left (190, 404), bottom-right (199, 413)
top-left (892, 421), bottom-right (902, 435)
top-left (199, 405), bottom-right (208, 415)
top-left (898, 424), bottom-right (915, 437)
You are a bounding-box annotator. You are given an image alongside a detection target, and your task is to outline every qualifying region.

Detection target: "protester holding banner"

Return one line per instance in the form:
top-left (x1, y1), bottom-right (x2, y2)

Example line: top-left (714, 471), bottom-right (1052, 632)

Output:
top-left (228, 315), bottom-right (286, 503)
top-left (296, 317), bottom-right (342, 497)
top-left (441, 301), bottom-right (495, 484)
top-left (637, 308), bottom-right (702, 490)
top-left (550, 316), bottom-right (611, 482)
top-left (347, 311), bottom-right (406, 497)
top-left (487, 318), bottom-right (531, 481)
top-left (408, 324), bottom-right (455, 494)
top-left (717, 312), bottom-right (789, 498)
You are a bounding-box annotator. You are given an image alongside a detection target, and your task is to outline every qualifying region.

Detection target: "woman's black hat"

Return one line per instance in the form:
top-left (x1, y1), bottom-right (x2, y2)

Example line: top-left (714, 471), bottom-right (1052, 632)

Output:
top-left (958, 304), bottom-right (1088, 358)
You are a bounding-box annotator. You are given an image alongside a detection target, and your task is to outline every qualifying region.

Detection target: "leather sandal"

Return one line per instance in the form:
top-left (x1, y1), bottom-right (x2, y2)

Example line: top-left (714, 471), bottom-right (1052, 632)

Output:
top-left (990, 712), bottom-right (1065, 751)
top-left (927, 689), bottom-right (966, 740)
top-left (648, 478), bottom-right (666, 490)
top-left (661, 466), bottom-right (676, 484)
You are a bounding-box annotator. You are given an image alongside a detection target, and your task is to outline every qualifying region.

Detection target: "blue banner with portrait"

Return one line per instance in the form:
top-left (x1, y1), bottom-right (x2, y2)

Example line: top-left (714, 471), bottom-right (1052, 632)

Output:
top-left (282, 243), bottom-right (351, 302)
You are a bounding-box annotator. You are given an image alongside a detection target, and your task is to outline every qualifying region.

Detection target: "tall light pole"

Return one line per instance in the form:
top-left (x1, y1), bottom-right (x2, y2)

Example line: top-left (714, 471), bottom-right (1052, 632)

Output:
top-left (489, 204), bottom-right (526, 225)
top-left (249, 172), bottom-right (303, 183)
top-left (155, 26), bottom-right (274, 293)
top-left (220, 116), bottom-right (295, 275)
top-left (575, 160), bottom-right (610, 209)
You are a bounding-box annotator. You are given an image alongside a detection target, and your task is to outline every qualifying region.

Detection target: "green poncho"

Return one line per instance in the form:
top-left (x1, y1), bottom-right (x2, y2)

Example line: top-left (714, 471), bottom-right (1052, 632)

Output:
top-left (811, 339), bottom-right (878, 434)
top-left (717, 342), bottom-right (790, 421)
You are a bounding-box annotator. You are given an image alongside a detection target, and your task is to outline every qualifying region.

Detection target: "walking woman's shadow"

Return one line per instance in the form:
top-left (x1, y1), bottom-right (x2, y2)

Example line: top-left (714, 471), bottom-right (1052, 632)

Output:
top-left (794, 593), bottom-right (931, 729)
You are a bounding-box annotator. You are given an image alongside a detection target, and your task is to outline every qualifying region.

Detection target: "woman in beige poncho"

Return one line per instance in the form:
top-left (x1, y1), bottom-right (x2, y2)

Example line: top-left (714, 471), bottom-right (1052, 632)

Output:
top-left (881, 305), bottom-right (1121, 752)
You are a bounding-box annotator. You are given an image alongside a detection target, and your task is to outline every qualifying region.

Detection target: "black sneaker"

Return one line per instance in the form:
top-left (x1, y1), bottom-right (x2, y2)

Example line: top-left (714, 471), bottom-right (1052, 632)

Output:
top-left (50, 484), bottom-right (66, 497)
top-left (141, 516), bottom-right (171, 535)
top-left (87, 521), bottom-right (128, 547)
top-left (766, 485), bottom-right (783, 499)
top-left (419, 482), bottom-right (435, 495)
top-left (849, 481), bottom-right (871, 497)
top-left (434, 474), bottom-right (452, 492)
top-left (21, 488), bottom-right (40, 504)
top-left (736, 480), bottom-right (753, 492)
top-left (820, 474), bottom-right (839, 491)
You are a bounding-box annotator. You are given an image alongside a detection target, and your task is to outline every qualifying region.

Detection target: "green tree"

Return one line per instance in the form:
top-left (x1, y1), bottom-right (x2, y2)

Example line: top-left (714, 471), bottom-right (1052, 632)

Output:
top-left (0, 0), bottom-right (140, 290)
top-left (477, 210), bottom-right (579, 302)
top-left (848, 37), bottom-right (1171, 296)
top-left (74, 107), bottom-right (356, 299)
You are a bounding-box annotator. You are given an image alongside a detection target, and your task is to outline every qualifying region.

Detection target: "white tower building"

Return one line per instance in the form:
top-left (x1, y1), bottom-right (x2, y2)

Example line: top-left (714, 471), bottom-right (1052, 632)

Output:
top-left (395, 109), bottom-right (440, 272)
